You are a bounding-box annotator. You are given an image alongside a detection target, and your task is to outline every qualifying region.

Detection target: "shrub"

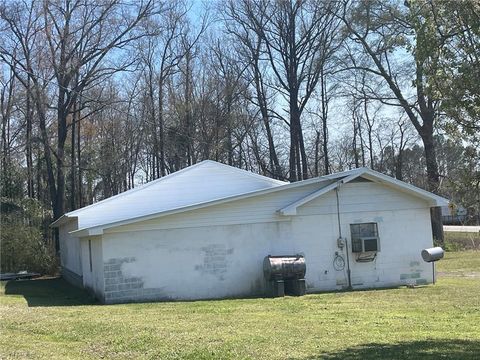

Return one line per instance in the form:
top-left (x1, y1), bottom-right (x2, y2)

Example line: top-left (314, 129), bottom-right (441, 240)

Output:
top-left (0, 198), bottom-right (58, 274)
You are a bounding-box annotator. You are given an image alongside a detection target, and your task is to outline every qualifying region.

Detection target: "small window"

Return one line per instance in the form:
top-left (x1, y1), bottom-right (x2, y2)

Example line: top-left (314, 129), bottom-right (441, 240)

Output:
top-left (88, 239), bottom-right (93, 272)
top-left (350, 223), bottom-right (379, 253)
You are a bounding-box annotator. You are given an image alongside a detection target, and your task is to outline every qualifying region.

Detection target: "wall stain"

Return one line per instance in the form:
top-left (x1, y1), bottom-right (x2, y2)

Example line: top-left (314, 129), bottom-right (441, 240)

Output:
top-left (250, 278), bottom-right (264, 295)
top-left (399, 260), bottom-right (425, 283)
top-left (197, 244), bottom-right (231, 280)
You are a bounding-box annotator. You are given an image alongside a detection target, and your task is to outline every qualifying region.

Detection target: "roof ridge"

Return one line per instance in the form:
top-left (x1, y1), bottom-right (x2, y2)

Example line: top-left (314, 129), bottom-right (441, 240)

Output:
top-left (318, 167), bottom-right (366, 180)
top-left (65, 160), bottom-right (285, 216)
top-left (203, 160), bottom-right (287, 185)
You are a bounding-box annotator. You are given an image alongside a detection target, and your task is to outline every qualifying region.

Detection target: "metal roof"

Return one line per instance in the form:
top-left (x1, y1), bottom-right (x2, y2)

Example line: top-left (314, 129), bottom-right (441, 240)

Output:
top-left (52, 160), bottom-right (286, 229)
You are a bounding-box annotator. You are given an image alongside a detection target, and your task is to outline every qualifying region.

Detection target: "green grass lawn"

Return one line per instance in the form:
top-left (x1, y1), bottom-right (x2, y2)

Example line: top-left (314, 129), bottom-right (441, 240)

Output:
top-left (444, 231), bottom-right (480, 251)
top-left (1, 251), bottom-right (479, 360)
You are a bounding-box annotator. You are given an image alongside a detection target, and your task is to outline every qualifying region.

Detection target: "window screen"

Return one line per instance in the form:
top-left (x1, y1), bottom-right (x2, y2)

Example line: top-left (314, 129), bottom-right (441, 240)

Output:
top-left (350, 223), bottom-right (379, 253)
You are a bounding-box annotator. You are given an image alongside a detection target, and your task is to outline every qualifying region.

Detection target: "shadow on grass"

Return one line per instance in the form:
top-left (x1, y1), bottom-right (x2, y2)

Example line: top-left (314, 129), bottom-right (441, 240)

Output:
top-left (3, 277), bottom-right (97, 307)
top-left (1, 277), bottom-right (435, 307)
top-left (305, 339), bottom-right (480, 360)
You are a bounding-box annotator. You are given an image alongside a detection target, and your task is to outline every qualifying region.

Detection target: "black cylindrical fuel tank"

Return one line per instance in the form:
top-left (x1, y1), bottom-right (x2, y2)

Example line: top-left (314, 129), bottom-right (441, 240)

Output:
top-left (263, 255), bottom-right (306, 281)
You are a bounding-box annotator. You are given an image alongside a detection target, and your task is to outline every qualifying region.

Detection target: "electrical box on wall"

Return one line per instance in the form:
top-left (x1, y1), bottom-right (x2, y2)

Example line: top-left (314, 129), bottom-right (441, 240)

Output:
top-left (337, 237), bottom-right (345, 249)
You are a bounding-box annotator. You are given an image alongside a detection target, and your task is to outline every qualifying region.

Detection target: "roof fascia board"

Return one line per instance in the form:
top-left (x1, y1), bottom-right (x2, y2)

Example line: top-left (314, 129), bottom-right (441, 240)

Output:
top-left (50, 215), bottom-right (77, 228)
top-left (279, 171), bottom-right (364, 215)
top-left (69, 228), bottom-right (90, 237)
top-left (70, 227), bottom-right (103, 237)
top-left (50, 215), bottom-right (67, 227)
top-left (279, 167), bottom-right (449, 215)
top-left (360, 169), bottom-right (449, 206)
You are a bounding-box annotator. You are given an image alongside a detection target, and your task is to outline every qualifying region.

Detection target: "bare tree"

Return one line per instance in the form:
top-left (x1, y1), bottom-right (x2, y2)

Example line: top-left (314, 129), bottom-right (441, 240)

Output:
top-left (224, 0), bottom-right (342, 181)
top-left (1, 0), bottom-right (160, 221)
top-left (337, 0), bottom-right (447, 240)
top-left (222, 3), bottom-right (284, 179)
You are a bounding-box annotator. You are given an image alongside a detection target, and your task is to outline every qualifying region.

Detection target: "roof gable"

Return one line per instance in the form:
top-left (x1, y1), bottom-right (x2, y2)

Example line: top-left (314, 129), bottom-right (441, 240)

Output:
top-left (279, 168), bottom-right (449, 215)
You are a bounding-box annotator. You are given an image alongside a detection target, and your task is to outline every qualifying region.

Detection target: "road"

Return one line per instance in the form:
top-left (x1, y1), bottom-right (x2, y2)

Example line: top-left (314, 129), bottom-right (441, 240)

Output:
top-left (443, 225), bottom-right (480, 233)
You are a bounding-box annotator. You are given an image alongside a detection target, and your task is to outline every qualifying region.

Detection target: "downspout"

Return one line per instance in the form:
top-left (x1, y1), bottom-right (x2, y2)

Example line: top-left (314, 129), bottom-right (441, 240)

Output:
top-left (335, 186), bottom-right (352, 290)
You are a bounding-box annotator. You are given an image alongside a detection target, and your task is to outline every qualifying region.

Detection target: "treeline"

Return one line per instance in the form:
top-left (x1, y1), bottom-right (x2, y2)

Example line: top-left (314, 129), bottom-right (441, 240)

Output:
top-left (0, 0), bottom-right (479, 271)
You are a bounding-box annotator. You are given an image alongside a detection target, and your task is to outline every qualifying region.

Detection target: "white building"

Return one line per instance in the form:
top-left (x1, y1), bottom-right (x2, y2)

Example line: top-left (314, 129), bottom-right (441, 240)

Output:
top-left (52, 160), bottom-right (448, 304)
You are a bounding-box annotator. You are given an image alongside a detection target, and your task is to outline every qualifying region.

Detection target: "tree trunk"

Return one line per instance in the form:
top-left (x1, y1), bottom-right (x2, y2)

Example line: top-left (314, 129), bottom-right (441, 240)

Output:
top-left (147, 65), bottom-right (158, 179)
top-left (263, 117), bottom-right (281, 179)
top-left (358, 118), bottom-right (366, 167)
top-left (352, 108), bottom-right (359, 168)
top-left (395, 124), bottom-right (405, 181)
top-left (55, 108), bottom-right (67, 220)
top-left (368, 129), bottom-right (374, 170)
top-left (158, 78), bottom-right (166, 177)
top-left (34, 85), bottom-right (57, 217)
top-left (77, 100), bottom-right (82, 208)
top-left (297, 117), bottom-right (308, 180)
top-left (253, 63), bottom-right (281, 179)
top-left (395, 150), bottom-right (403, 181)
top-left (289, 94), bottom-right (305, 181)
top-left (295, 133), bottom-right (302, 181)
top-left (420, 126), bottom-right (444, 244)
top-left (322, 118), bottom-right (329, 175)
top-left (70, 101), bottom-right (76, 211)
top-left (320, 69), bottom-right (329, 175)
top-left (184, 50), bottom-right (193, 167)
top-left (314, 130), bottom-right (320, 177)
top-left (289, 126), bottom-right (297, 182)
top-left (363, 100), bottom-right (374, 170)
top-left (25, 78), bottom-right (34, 198)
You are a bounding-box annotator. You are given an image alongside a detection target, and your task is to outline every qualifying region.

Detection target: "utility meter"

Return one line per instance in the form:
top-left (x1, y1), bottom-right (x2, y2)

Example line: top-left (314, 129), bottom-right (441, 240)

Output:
top-left (337, 237), bottom-right (345, 249)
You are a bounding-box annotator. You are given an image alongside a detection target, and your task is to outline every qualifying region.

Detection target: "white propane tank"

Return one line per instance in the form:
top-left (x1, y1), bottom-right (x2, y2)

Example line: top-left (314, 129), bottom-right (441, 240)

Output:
top-left (421, 247), bottom-right (445, 263)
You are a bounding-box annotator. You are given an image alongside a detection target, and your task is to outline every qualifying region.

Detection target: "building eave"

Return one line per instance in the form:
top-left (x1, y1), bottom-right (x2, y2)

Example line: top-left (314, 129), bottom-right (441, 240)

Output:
top-left (50, 215), bottom-right (77, 228)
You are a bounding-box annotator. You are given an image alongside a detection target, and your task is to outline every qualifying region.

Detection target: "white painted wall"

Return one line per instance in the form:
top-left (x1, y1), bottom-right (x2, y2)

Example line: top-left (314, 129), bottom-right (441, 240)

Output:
top-left (80, 236), bottom-right (104, 300)
top-left (58, 218), bottom-right (82, 280)
top-left (291, 208), bottom-right (433, 291)
top-left (102, 222), bottom-right (294, 301)
top-left (295, 181), bottom-right (433, 289)
top-left (99, 180), bottom-right (434, 302)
